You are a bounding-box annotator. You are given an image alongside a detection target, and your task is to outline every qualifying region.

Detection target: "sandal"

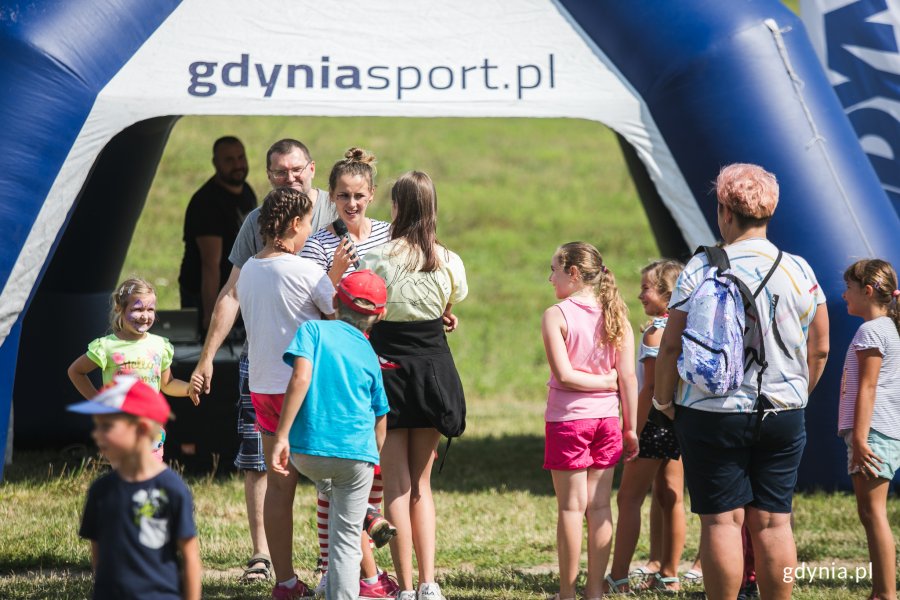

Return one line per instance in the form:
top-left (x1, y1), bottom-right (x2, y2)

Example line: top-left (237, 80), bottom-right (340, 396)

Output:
top-left (604, 574), bottom-right (631, 594)
top-left (239, 552), bottom-right (272, 583)
top-left (651, 572), bottom-right (680, 593)
top-left (682, 568), bottom-right (703, 585)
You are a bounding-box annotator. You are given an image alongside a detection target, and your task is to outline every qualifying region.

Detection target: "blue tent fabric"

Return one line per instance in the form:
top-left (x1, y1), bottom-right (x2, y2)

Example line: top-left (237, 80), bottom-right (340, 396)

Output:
top-left (1, 0), bottom-right (897, 489)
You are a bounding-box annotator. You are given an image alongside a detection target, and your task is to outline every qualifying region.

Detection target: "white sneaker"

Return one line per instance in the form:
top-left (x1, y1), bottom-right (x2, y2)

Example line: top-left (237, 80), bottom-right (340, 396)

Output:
top-left (417, 582), bottom-right (445, 600)
top-left (397, 591), bottom-right (416, 600)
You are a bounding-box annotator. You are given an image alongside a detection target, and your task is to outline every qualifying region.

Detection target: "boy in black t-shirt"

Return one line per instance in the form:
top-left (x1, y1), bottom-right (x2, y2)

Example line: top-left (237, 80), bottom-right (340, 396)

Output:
top-left (70, 376), bottom-right (201, 600)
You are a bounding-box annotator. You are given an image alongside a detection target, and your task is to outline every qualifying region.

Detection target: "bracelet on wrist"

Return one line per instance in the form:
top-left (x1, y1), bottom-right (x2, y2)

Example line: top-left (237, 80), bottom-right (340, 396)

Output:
top-left (652, 396), bottom-right (674, 411)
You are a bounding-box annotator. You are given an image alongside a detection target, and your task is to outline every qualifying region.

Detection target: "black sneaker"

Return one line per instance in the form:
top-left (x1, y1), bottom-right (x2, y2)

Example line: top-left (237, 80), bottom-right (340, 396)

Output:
top-left (364, 506), bottom-right (397, 548)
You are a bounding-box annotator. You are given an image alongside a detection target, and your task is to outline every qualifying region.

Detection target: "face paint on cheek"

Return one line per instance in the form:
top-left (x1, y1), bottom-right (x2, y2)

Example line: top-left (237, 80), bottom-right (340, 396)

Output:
top-left (127, 298), bottom-right (155, 332)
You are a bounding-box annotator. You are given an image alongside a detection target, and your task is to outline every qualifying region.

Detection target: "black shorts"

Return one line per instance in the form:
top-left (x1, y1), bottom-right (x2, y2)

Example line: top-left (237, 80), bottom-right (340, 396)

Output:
top-left (638, 415), bottom-right (681, 461)
top-left (673, 405), bottom-right (805, 515)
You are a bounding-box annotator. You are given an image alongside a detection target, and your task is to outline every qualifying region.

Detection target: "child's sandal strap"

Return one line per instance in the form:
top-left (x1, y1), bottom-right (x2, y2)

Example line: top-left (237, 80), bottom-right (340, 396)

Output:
top-left (605, 574), bottom-right (630, 593)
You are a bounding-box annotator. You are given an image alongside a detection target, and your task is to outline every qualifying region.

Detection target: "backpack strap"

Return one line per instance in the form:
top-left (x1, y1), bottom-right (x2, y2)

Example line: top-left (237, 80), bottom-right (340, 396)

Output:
top-left (701, 245), bottom-right (730, 273)
top-left (670, 246), bottom-right (728, 311)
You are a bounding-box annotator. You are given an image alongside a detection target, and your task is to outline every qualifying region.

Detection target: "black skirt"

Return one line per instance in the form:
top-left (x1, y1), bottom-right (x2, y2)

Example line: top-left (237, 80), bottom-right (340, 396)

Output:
top-left (368, 318), bottom-right (466, 438)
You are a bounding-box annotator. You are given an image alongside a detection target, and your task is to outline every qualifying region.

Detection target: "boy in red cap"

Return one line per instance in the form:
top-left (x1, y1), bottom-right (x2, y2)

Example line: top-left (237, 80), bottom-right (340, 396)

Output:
top-left (272, 270), bottom-right (391, 600)
top-left (69, 376), bottom-right (201, 600)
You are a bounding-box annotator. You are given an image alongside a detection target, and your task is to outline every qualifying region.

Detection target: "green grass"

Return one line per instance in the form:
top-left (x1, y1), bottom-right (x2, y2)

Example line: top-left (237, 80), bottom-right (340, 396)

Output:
top-left (0, 434), bottom-right (893, 598)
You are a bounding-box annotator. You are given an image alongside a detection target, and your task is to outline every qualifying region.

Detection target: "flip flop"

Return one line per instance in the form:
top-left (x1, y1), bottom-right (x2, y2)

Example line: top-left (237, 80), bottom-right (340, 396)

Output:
top-left (239, 552), bottom-right (272, 583)
top-left (604, 574), bottom-right (631, 594)
top-left (682, 568), bottom-right (703, 585)
top-left (651, 572), bottom-right (681, 594)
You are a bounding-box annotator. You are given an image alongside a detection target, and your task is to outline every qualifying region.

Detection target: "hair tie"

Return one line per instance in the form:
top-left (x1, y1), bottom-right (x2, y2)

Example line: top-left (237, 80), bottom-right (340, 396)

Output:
top-left (893, 289), bottom-right (900, 298)
top-left (601, 265), bottom-right (608, 274)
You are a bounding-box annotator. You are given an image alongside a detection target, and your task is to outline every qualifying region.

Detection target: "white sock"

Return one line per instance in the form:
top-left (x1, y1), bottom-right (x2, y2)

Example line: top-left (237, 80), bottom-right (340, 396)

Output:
top-left (277, 575), bottom-right (298, 588)
top-left (363, 573), bottom-right (379, 584)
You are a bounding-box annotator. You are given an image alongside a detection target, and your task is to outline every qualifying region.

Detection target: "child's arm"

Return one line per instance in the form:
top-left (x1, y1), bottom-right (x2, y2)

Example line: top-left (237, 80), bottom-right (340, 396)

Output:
top-left (272, 357), bottom-right (313, 476)
top-left (806, 305), bottom-right (830, 393)
top-left (442, 303), bottom-right (458, 332)
top-left (160, 368), bottom-right (194, 401)
top-left (68, 355), bottom-right (100, 399)
top-left (850, 348), bottom-right (885, 477)
top-left (178, 536), bottom-right (202, 600)
top-left (328, 239), bottom-right (357, 287)
top-left (541, 306), bottom-right (618, 391)
top-left (636, 326), bottom-right (664, 435)
top-left (374, 414), bottom-right (387, 454)
top-left (616, 323), bottom-right (640, 462)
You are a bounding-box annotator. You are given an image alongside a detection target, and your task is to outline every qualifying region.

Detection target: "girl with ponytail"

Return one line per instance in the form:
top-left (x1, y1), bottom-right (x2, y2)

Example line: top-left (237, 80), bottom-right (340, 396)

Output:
top-left (541, 241), bottom-right (638, 600)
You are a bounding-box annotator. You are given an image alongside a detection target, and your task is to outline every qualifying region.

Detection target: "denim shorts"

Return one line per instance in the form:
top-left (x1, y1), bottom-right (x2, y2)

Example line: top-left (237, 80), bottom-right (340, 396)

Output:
top-left (544, 417), bottom-right (622, 471)
top-left (673, 406), bottom-right (805, 514)
top-left (234, 354), bottom-right (266, 472)
top-left (843, 429), bottom-right (900, 480)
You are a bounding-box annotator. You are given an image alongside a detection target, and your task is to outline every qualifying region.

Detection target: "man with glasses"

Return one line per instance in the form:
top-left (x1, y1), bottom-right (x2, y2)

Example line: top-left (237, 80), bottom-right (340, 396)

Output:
top-left (178, 136), bottom-right (257, 334)
top-left (189, 138), bottom-right (337, 585)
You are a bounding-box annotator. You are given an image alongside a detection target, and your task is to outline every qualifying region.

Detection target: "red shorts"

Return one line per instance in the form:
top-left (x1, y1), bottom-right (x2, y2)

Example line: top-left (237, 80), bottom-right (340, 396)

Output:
top-left (544, 417), bottom-right (622, 470)
top-left (250, 392), bottom-right (285, 435)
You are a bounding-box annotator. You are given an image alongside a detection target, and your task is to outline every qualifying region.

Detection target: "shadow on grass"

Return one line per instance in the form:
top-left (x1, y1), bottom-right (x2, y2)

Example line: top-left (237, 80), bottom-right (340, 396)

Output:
top-left (430, 433), bottom-right (624, 495)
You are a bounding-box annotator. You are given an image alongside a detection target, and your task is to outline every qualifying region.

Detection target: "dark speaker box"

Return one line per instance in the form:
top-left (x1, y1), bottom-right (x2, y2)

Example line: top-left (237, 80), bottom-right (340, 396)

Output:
top-left (165, 347), bottom-right (241, 475)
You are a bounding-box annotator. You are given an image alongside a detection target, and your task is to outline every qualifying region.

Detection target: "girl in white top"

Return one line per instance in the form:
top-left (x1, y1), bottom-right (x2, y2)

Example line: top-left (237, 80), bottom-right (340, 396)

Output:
top-left (838, 258), bottom-right (900, 600)
top-left (237, 186), bottom-right (334, 597)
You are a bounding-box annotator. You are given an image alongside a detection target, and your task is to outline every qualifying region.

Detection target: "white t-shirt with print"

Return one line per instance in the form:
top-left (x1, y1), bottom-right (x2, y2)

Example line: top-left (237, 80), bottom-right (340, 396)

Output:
top-left (669, 238), bottom-right (826, 413)
top-left (359, 240), bottom-right (467, 322)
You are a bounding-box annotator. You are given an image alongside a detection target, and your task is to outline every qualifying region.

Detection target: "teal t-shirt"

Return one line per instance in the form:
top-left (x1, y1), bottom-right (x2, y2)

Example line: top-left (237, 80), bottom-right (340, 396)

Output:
top-left (282, 320), bottom-right (389, 464)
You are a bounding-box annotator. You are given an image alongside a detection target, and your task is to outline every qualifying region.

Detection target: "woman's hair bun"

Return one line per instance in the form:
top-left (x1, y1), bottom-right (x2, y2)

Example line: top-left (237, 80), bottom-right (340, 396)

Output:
top-left (345, 147), bottom-right (375, 164)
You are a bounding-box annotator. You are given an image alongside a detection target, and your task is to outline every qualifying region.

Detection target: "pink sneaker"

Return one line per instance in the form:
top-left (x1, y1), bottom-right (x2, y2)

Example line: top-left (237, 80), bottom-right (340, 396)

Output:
top-left (271, 577), bottom-right (313, 600)
top-left (359, 571), bottom-right (400, 599)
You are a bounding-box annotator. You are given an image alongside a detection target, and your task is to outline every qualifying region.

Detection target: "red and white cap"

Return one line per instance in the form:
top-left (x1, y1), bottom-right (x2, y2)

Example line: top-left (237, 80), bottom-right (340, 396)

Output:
top-left (337, 269), bottom-right (387, 315)
top-left (68, 376), bottom-right (171, 424)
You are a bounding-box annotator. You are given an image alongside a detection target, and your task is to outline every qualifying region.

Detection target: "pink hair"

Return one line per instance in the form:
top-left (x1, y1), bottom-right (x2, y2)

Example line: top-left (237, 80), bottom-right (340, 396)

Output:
top-left (716, 163), bottom-right (779, 219)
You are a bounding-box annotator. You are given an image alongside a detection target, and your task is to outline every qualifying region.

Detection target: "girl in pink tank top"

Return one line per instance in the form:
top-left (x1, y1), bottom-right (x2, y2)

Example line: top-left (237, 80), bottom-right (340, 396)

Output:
top-left (541, 242), bottom-right (638, 600)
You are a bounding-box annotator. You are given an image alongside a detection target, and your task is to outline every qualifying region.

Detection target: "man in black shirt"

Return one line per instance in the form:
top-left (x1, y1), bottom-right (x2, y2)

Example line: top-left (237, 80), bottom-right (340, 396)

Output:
top-left (178, 136), bottom-right (256, 334)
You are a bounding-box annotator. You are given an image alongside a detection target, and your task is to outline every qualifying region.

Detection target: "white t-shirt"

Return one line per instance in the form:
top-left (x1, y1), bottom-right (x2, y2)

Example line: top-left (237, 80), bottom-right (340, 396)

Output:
top-left (669, 238), bottom-right (826, 413)
top-left (359, 240), bottom-right (467, 322)
top-left (838, 316), bottom-right (900, 439)
top-left (236, 254), bottom-right (335, 393)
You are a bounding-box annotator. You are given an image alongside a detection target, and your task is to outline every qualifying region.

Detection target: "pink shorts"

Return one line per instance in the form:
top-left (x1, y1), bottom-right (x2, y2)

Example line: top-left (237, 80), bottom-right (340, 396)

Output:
top-left (250, 392), bottom-right (285, 435)
top-left (544, 417), bottom-right (622, 470)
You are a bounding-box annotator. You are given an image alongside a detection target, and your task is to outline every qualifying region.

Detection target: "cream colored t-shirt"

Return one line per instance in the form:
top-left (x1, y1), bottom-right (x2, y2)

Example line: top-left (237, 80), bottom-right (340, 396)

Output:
top-left (360, 240), bottom-right (467, 321)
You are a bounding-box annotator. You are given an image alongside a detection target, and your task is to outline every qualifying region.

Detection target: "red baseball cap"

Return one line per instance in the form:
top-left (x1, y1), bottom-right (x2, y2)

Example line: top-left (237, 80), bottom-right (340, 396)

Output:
top-left (68, 376), bottom-right (171, 424)
top-left (337, 269), bottom-right (387, 315)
